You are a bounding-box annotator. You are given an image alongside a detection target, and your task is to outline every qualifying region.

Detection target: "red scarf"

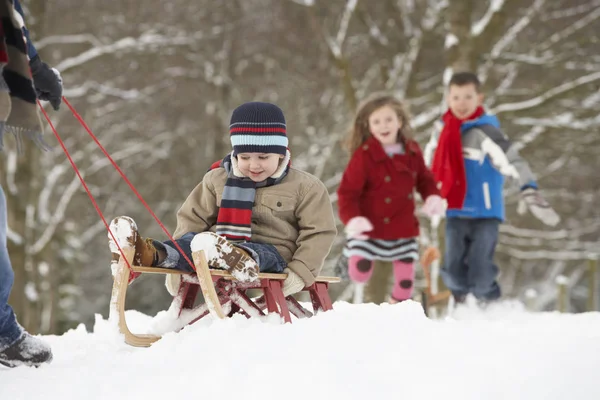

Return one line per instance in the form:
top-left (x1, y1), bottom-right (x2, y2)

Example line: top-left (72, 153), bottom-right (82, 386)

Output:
top-left (431, 106), bottom-right (484, 209)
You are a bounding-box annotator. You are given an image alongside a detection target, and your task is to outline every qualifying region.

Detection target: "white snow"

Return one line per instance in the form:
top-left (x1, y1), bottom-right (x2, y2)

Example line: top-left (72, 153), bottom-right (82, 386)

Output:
top-left (445, 33), bottom-right (459, 49)
top-left (2, 300), bottom-right (600, 400)
top-left (24, 282), bottom-right (39, 302)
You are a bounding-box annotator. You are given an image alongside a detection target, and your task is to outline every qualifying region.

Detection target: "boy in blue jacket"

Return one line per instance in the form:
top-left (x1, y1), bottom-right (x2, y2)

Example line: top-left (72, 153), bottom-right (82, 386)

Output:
top-left (424, 72), bottom-right (559, 303)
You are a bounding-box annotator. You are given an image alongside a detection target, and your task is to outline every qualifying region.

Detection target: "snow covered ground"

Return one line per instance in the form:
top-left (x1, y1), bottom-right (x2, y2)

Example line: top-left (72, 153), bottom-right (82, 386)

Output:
top-left (1, 300), bottom-right (599, 400)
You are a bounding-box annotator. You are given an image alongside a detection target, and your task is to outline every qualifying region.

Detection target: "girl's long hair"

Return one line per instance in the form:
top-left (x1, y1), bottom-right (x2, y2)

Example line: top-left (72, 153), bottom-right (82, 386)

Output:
top-left (344, 93), bottom-right (414, 154)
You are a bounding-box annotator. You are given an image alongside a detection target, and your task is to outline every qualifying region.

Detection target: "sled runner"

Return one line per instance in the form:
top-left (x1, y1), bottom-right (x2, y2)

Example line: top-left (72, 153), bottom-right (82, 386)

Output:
top-left (109, 239), bottom-right (340, 347)
top-left (419, 246), bottom-right (451, 313)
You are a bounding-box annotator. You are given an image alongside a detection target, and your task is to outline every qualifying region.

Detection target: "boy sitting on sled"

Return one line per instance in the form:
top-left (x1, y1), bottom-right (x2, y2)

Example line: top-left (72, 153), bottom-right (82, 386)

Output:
top-left (109, 102), bottom-right (337, 297)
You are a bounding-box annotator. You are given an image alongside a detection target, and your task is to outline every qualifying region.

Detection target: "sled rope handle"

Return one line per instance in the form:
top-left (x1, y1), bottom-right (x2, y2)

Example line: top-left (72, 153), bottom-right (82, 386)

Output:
top-left (38, 97), bottom-right (197, 271)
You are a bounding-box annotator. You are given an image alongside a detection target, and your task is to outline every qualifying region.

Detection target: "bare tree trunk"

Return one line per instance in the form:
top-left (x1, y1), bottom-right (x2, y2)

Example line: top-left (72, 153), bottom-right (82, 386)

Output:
top-left (445, 0), bottom-right (476, 72)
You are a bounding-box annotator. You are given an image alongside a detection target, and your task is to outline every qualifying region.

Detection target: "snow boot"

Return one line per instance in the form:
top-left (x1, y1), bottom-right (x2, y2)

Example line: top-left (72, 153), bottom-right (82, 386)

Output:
top-left (191, 232), bottom-right (259, 283)
top-left (108, 216), bottom-right (158, 283)
top-left (0, 333), bottom-right (52, 368)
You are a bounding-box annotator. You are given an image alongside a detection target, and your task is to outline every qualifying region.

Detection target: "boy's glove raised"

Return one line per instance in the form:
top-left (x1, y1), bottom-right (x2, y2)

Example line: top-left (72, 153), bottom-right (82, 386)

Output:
top-left (30, 55), bottom-right (63, 110)
top-left (345, 216), bottom-right (373, 240)
top-left (517, 188), bottom-right (560, 226)
top-left (282, 268), bottom-right (305, 296)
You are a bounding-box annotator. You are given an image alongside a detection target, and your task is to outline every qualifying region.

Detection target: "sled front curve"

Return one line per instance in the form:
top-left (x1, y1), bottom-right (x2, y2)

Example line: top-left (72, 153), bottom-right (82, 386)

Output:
top-left (191, 250), bottom-right (226, 319)
top-left (109, 246), bottom-right (161, 347)
top-left (109, 247), bottom-right (225, 347)
top-left (110, 249), bottom-right (341, 348)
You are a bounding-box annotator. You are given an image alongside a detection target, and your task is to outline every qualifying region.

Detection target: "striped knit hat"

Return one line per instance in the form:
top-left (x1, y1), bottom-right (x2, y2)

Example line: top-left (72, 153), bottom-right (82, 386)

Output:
top-left (229, 102), bottom-right (288, 156)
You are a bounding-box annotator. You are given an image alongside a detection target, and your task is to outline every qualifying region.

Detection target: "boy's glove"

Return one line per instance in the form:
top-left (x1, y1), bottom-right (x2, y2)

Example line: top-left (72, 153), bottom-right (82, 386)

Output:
top-left (282, 268), bottom-right (305, 297)
top-left (30, 55), bottom-right (63, 110)
top-left (345, 216), bottom-right (373, 240)
top-left (517, 188), bottom-right (560, 226)
top-left (420, 195), bottom-right (446, 218)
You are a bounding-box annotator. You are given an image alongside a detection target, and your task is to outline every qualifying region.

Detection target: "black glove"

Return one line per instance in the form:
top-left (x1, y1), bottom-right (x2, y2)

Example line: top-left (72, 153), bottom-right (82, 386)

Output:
top-left (29, 55), bottom-right (63, 110)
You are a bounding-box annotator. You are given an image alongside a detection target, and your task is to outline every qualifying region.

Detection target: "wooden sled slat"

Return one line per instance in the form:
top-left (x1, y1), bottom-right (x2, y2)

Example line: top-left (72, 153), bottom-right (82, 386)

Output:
top-left (111, 250), bottom-right (340, 347)
top-left (191, 250), bottom-right (226, 319)
top-left (109, 247), bottom-right (161, 347)
top-left (129, 265), bottom-right (341, 283)
top-left (110, 248), bottom-right (227, 346)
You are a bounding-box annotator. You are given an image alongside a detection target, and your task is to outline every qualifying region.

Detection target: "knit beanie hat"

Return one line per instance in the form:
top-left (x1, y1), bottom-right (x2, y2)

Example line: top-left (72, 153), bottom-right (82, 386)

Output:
top-left (229, 102), bottom-right (288, 156)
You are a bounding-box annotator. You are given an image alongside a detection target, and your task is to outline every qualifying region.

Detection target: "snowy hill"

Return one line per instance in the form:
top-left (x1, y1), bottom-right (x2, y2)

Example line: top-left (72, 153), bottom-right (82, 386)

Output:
top-left (1, 300), bottom-right (600, 400)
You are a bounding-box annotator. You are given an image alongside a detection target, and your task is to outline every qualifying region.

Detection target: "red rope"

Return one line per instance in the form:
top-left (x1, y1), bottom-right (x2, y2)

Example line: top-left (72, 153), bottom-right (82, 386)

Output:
top-left (37, 100), bottom-right (132, 272)
top-left (39, 98), bottom-right (196, 271)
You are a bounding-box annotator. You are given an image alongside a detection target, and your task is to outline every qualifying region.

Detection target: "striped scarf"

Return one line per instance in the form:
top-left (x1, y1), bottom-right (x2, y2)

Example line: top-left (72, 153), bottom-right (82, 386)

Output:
top-left (211, 150), bottom-right (290, 241)
top-left (0, 0), bottom-right (45, 152)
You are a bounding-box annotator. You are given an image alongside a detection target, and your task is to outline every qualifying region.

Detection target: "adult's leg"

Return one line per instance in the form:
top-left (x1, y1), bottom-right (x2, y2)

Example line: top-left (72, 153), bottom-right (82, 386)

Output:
top-left (0, 185), bottom-right (52, 367)
top-left (0, 185), bottom-right (22, 351)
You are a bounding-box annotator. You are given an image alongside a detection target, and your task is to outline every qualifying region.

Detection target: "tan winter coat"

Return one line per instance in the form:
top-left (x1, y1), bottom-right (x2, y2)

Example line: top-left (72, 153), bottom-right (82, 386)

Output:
top-left (173, 167), bottom-right (337, 286)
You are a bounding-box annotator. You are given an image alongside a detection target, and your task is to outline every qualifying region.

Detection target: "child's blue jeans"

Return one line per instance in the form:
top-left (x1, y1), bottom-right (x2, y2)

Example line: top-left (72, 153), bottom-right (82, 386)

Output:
top-left (0, 185), bottom-right (23, 351)
top-left (440, 217), bottom-right (501, 301)
top-left (158, 232), bottom-right (287, 274)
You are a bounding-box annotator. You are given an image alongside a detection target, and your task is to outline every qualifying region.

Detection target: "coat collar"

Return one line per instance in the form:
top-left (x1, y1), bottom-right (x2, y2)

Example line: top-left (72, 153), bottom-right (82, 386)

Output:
top-left (362, 135), bottom-right (418, 163)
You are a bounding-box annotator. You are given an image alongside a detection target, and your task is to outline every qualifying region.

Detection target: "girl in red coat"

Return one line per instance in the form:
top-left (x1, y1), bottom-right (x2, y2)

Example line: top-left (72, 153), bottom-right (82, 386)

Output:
top-left (337, 94), bottom-right (445, 303)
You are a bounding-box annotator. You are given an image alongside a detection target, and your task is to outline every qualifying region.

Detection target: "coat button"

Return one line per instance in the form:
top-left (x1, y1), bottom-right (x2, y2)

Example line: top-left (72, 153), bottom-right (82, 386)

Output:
top-left (362, 144), bottom-right (369, 150)
top-left (277, 201), bottom-right (282, 207)
top-left (383, 217), bottom-right (390, 224)
top-left (384, 197), bottom-right (391, 204)
top-left (384, 176), bottom-right (391, 182)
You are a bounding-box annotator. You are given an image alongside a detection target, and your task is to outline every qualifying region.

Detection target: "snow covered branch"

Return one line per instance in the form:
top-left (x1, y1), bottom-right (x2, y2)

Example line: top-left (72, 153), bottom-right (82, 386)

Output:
top-left (327, 0), bottom-right (358, 58)
top-left (541, 0), bottom-right (600, 20)
top-left (471, 0), bottom-right (506, 36)
top-left (491, 71), bottom-right (600, 114)
top-left (55, 30), bottom-right (207, 73)
top-left (35, 33), bottom-right (103, 50)
top-left (288, 0), bottom-right (314, 6)
top-left (538, 6), bottom-right (600, 50)
top-left (497, 246), bottom-right (595, 261)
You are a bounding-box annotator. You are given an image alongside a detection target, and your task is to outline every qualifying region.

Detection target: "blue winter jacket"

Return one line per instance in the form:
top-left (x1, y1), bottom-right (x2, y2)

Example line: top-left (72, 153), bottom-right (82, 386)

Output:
top-left (424, 113), bottom-right (538, 221)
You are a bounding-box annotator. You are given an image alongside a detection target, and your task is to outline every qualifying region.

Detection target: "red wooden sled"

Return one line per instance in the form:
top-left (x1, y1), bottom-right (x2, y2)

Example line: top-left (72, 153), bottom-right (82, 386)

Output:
top-left (110, 246), bottom-right (340, 347)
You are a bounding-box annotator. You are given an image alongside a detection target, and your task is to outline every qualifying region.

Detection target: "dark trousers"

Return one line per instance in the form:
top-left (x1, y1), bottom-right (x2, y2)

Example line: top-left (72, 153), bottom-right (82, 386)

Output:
top-left (440, 218), bottom-right (501, 301)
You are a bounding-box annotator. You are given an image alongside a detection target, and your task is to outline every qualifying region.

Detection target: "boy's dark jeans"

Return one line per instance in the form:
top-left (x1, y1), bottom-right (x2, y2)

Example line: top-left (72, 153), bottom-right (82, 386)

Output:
top-left (440, 217), bottom-right (501, 301)
top-left (158, 232), bottom-right (287, 274)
